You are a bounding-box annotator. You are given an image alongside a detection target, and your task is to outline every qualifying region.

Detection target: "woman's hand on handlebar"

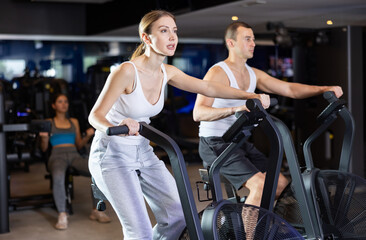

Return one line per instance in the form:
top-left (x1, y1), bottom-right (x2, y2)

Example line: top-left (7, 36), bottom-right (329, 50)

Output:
top-left (257, 93), bottom-right (270, 109)
top-left (119, 118), bottom-right (140, 136)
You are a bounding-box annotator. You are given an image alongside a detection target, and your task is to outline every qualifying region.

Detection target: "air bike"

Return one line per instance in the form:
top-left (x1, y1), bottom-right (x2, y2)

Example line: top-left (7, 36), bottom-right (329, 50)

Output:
top-left (92, 98), bottom-right (304, 239)
top-left (273, 91), bottom-right (366, 239)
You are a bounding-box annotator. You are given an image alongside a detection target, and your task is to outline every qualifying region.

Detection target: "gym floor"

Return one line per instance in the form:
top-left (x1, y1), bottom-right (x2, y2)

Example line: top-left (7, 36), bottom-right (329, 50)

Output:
top-left (2, 159), bottom-right (247, 240)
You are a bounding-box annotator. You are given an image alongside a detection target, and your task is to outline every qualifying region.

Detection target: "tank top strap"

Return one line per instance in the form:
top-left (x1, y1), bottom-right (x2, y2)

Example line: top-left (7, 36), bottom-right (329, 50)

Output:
top-left (122, 61), bottom-right (138, 91)
top-left (160, 63), bottom-right (168, 85)
top-left (216, 62), bottom-right (239, 88)
top-left (245, 63), bottom-right (257, 92)
top-left (68, 118), bottom-right (76, 131)
top-left (51, 118), bottom-right (56, 132)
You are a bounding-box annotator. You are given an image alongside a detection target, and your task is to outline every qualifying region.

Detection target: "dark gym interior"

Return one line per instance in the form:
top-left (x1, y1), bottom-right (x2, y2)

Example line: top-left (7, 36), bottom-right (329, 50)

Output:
top-left (0, 0), bottom-right (365, 239)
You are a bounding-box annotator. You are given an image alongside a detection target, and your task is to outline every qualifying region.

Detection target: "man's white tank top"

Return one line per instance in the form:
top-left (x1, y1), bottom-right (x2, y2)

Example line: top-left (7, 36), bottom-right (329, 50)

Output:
top-left (199, 61), bottom-right (257, 137)
top-left (104, 61), bottom-right (168, 145)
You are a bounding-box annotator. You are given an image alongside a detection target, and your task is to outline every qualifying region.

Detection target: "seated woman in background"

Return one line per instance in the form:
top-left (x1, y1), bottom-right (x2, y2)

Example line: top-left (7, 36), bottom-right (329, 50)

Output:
top-left (39, 93), bottom-right (111, 230)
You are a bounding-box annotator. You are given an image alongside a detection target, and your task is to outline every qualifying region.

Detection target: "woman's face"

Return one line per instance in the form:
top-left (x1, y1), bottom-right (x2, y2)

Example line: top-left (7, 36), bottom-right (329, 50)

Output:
top-left (52, 95), bottom-right (69, 113)
top-left (147, 16), bottom-right (178, 57)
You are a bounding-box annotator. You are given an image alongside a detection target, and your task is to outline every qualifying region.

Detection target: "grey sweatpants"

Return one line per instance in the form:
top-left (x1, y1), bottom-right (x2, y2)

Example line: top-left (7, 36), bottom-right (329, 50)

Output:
top-left (89, 133), bottom-right (186, 240)
top-left (48, 146), bottom-right (97, 213)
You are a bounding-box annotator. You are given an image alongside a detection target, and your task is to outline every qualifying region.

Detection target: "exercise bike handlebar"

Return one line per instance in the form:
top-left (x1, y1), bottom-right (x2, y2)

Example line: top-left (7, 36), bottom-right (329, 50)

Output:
top-left (316, 91), bottom-right (346, 123)
top-left (247, 97), bottom-right (278, 111)
top-left (234, 98), bottom-right (278, 118)
top-left (224, 98), bottom-right (278, 143)
top-left (323, 91), bottom-right (339, 103)
top-left (106, 124), bottom-right (142, 136)
top-left (304, 91), bottom-right (355, 172)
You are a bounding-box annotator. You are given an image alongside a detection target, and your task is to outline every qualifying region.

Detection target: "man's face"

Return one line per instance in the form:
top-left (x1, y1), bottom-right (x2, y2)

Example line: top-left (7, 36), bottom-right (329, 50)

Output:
top-left (232, 26), bottom-right (256, 59)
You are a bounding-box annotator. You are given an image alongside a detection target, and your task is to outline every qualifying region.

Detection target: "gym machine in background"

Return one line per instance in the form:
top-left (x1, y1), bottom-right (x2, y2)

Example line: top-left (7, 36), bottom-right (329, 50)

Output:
top-left (0, 81), bottom-right (51, 234)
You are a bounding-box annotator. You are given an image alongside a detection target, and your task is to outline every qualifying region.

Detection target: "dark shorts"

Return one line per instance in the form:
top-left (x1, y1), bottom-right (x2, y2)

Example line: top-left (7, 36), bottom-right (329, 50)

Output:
top-left (199, 136), bottom-right (268, 190)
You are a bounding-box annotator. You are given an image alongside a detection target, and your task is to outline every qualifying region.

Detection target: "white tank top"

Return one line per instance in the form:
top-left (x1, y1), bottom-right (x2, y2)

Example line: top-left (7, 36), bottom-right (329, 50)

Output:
top-left (104, 61), bottom-right (168, 144)
top-left (199, 61), bottom-right (257, 137)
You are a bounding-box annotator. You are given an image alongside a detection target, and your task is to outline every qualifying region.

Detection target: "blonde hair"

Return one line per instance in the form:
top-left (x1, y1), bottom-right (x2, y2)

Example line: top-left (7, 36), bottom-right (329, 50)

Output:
top-left (224, 22), bottom-right (252, 48)
top-left (130, 10), bottom-right (176, 60)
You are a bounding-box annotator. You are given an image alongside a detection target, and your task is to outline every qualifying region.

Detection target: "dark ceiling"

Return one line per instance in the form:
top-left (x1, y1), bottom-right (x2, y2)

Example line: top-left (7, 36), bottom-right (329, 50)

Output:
top-left (22, 0), bottom-right (366, 40)
top-left (84, 0), bottom-right (238, 35)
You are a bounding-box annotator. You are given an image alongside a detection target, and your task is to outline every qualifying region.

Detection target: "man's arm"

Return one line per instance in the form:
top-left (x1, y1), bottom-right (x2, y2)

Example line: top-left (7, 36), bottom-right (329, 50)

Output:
top-left (254, 68), bottom-right (343, 99)
top-left (193, 66), bottom-right (266, 122)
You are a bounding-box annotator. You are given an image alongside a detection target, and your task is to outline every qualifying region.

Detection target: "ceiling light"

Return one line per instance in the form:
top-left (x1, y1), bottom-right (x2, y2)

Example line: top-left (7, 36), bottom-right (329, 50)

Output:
top-left (232, 16), bottom-right (239, 21)
top-left (326, 20), bottom-right (333, 25)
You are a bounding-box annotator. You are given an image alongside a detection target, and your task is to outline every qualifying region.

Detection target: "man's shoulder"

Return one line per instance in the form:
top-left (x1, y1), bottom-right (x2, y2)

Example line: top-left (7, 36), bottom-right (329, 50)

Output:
top-left (208, 64), bottom-right (225, 74)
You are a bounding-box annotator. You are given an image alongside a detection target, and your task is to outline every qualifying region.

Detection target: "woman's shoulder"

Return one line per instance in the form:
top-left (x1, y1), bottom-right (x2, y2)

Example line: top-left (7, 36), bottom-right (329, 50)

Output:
top-left (163, 63), bottom-right (182, 79)
top-left (163, 63), bottom-right (178, 71)
top-left (111, 61), bottom-right (136, 79)
top-left (120, 61), bottom-right (136, 70)
top-left (69, 117), bottom-right (79, 125)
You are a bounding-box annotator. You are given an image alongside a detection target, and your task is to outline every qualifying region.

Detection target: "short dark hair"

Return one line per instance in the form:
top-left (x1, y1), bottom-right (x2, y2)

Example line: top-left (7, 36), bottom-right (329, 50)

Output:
top-left (224, 22), bottom-right (252, 47)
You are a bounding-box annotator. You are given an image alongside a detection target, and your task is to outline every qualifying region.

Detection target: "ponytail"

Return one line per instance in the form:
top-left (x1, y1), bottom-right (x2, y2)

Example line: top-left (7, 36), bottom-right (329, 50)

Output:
top-left (130, 43), bottom-right (145, 60)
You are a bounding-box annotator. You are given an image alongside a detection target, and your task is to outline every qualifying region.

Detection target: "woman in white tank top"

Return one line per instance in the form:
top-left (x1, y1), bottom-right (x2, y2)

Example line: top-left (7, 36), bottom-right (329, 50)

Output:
top-left (88, 10), bottom-right (270, 239)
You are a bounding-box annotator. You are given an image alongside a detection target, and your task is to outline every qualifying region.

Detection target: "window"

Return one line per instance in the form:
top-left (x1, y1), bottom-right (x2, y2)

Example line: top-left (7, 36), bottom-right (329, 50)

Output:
top-left (0, 59), bottom-right (26, 80)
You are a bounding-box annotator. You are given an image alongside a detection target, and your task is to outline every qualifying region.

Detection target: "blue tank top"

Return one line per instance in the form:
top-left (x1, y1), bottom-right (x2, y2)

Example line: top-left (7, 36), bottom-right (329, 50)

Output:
top-left (49, 118), bottom-right (76, 146)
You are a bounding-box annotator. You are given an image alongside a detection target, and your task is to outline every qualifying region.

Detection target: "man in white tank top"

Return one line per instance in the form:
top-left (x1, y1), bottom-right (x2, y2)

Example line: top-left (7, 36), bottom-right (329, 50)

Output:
top-left (193, 22), bottom-right (343, 209)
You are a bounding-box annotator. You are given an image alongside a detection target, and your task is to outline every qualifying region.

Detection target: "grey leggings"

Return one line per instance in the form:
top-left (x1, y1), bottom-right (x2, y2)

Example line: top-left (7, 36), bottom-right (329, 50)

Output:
top-left (89, 134), bottom-right (186, 240)
top-left (48, 146), bottom-right (97, 213)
